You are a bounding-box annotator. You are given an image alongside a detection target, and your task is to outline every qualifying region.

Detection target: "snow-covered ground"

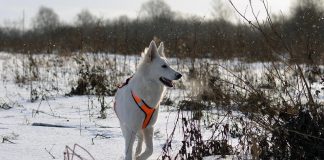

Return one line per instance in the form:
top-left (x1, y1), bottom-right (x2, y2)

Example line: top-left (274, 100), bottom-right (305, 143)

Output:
top-left (0, 88), bottom-right (181, 160)
top-left (0, 52), bottom-right (200, 160)
top-left (0, 52), bottom-right (323, 160)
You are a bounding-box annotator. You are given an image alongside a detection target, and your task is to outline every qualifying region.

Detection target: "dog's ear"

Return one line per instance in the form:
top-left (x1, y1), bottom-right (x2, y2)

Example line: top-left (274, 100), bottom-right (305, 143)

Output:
top-left (144, 40), bottom-right (158, 62)
top-left (157, 42), bottom-right (165, 57)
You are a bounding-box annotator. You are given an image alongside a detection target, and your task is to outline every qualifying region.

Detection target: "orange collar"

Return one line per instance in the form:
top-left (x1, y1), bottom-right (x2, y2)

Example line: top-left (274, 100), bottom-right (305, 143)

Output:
top-left (131, 91), bottom-right (156, 129)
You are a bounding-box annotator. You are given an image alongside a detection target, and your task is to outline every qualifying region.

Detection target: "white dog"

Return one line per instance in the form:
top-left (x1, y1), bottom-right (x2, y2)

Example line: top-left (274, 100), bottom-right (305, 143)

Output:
top-left (114, 41), bottom-right (182, 160)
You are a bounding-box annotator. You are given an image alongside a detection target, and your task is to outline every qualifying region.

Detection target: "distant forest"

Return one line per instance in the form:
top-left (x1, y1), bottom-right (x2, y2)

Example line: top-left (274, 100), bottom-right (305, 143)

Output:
top-left (0, 0), bottom-right (323, 63)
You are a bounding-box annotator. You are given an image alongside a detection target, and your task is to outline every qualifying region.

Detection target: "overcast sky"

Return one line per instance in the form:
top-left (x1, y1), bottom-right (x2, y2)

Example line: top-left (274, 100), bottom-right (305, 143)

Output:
top-left (1, 0), bottom-right (293, 28)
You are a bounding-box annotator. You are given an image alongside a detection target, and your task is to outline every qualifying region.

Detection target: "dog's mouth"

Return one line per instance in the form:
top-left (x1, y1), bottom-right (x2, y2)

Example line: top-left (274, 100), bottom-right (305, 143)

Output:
top-left (159, 77), bottom-right (174, 87)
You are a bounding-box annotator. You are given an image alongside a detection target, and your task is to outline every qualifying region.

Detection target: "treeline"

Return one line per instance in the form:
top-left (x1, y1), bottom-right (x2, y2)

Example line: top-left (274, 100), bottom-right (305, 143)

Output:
top-left (0, 0), bottom-right (323, 63)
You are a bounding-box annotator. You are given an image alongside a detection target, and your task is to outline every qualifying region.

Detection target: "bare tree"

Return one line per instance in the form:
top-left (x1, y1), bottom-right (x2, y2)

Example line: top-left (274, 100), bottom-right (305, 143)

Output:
top-left (32, 6), bottom-right (60, 53)
top-left (284, 0), bottom-right (324, 63)
top-left (33, 6), bottom-right (59, 32)
top-left (75, 9), bottom-right (97, 27)
top-left (139, 0), bottom-right (174, 20)
top-left (211, 0), bottom-right (234, 20)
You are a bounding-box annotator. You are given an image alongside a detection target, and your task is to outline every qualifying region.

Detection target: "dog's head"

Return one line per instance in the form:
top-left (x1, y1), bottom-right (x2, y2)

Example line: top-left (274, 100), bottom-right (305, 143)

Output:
top-left (141, 41), bottom-right (182, 87)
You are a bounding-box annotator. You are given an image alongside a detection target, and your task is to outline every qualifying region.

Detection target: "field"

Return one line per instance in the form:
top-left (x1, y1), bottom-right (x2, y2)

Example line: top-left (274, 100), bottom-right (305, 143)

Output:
top-left (0, 52), bottom-right (323, 160)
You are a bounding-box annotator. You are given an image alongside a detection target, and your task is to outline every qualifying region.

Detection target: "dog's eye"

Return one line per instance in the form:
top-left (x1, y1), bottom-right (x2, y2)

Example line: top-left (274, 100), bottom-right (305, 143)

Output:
top-left (161, 64), bottom-right (168, 68)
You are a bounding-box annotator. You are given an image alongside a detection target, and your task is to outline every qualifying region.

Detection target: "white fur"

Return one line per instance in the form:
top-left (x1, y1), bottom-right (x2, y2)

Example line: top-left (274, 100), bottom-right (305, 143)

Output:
top-left (114, 41), bottom-right (181, 160)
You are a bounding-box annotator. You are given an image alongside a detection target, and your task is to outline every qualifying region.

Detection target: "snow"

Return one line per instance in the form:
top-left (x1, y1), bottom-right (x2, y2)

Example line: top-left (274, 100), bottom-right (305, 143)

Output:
top-left (0, 52), bottom-right (181, 160)
top-left (0, 87), bottom-right (186, 160)
top-left (0, 52), bottom-right (323, 160)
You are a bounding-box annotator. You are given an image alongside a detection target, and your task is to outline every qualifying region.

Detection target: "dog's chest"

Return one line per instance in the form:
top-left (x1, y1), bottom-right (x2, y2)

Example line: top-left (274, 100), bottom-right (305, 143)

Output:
top-left (137, 82), bottom-right (165, 106)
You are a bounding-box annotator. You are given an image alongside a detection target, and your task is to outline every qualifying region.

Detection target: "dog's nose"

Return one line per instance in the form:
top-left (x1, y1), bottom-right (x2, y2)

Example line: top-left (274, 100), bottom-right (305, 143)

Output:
top-left (175, 73), bottom-right (182, 80)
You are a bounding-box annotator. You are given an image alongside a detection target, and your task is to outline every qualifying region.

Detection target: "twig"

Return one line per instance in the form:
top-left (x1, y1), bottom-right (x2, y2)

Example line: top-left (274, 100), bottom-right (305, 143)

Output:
top-left (91, 134), bottom-right (111, 145)
top-left (64, 144), bottom-right (95, 160)
top-left (2, 137), bottom-right (15, 144)
top-left (94, 123), bottom-right (119, 128)
top-left (157, 109), bottom-right (181, 159)
top-left (45, 147), bottom-right (56, 159)
top-left (31, 109), bottom-right (69, 119)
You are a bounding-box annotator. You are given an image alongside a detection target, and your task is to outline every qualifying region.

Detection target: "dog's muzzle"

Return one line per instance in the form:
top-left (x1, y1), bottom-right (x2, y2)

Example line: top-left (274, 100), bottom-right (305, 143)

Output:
top-left (160, 73), bottom-right (182, 87)
top-left (159, 77), bottom-right (174, 87)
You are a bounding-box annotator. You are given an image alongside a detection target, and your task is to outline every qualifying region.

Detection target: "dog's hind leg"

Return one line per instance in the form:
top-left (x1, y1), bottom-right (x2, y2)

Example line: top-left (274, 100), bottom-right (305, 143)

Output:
top-left (122, 126), bottom-right (136, 160)
top-left (135, 130), bottom-right (144, 156)
top-left (136, 127), bottom-right (153, 160)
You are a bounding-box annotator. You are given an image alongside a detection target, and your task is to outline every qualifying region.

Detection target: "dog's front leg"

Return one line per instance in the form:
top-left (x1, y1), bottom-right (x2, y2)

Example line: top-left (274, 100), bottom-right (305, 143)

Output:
top-left (136, 127), bottom-right (153, 160)
top-left (135, 130), bottom-right (144, 156)
top-left (122, 126), bottom-right (136, 160)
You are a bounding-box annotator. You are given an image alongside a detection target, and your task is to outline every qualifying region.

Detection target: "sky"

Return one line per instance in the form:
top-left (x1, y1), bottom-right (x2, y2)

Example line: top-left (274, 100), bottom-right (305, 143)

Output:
top-left (0, 0), bottom-right (294, 29)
